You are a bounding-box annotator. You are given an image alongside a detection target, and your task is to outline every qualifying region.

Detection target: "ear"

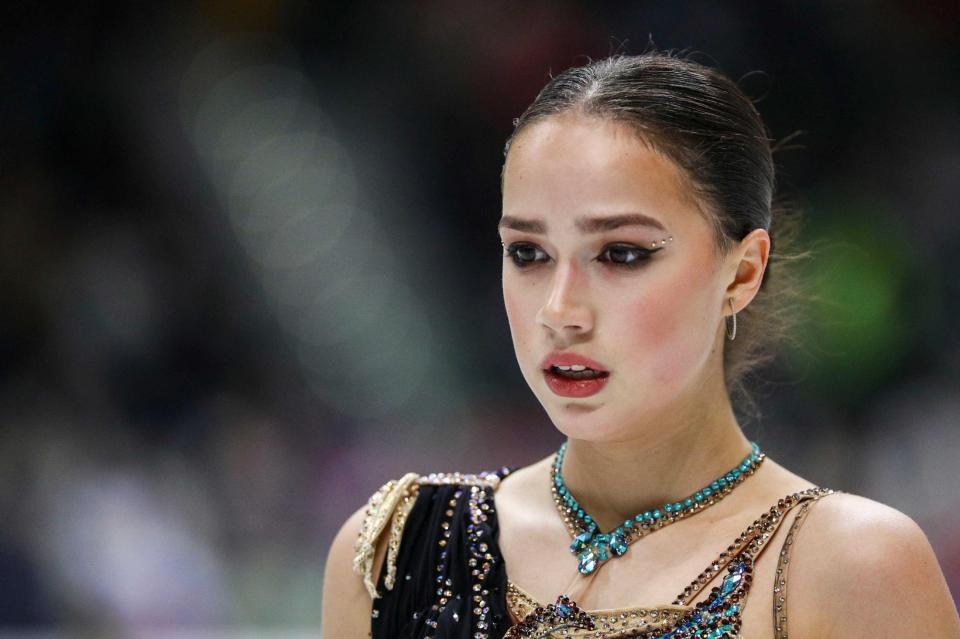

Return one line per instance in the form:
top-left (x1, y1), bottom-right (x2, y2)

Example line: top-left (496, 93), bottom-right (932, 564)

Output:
top-left (724, 228), bottom-right (770, 315)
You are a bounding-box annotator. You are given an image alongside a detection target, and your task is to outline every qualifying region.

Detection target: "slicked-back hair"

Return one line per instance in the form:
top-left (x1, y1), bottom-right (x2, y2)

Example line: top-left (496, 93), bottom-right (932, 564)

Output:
top-left (503, 51), bottom-right (807, 418)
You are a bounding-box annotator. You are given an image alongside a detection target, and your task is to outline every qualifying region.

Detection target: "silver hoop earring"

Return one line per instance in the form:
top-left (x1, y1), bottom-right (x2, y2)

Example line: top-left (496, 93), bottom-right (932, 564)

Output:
top-left (726, 298), bottom-right (737, 341)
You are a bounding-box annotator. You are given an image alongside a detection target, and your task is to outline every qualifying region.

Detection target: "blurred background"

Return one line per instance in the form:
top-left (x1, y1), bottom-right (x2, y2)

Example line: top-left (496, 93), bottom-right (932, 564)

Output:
top-left (2, 1), bottom-right (959, 636)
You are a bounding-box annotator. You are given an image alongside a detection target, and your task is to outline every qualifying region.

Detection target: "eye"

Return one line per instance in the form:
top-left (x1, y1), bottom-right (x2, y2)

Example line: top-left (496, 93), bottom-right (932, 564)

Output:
top-left (596, 244), bottom-right (658, 269)
top-left (504, 242), bottom-right (549, 268)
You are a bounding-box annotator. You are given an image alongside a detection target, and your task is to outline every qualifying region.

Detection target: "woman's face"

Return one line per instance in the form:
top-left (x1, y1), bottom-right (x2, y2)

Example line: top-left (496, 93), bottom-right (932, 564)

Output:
top-left (500, 114), bottom-right (735, 443)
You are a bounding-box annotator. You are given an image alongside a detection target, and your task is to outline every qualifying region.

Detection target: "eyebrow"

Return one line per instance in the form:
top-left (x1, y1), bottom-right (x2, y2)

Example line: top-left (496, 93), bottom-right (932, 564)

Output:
top-left (497, 213), bottom-right (666, 234)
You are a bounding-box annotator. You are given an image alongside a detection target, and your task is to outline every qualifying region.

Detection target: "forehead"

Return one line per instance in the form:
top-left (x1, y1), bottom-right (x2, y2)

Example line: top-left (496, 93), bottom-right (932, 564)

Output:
top-left (501, 114), bottom-right (703, 231)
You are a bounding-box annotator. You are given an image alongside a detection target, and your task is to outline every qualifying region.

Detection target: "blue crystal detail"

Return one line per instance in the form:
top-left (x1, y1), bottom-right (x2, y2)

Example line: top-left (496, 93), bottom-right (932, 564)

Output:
top-left (610, 533), bottom-right (628, 556)
top-left (577, 549), bottom-right (597, 574)
top-left (553, 441), bottom-right (763, 578)
top-left (570, 530), bottom-right (593, 552)
top-left (705, 624), bottom-right (734, 639)
top-left (721, 572), bottom-right (742, 595)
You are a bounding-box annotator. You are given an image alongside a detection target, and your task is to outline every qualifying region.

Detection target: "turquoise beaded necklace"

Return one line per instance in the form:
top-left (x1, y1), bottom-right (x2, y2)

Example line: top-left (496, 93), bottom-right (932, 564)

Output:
top-left (550, 441), bottom-right (765, 575)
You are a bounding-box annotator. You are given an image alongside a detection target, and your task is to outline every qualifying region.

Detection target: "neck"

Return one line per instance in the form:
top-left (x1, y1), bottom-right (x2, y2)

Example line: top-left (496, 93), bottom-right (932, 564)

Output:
top-left (558, 397), bottom-right (752, 533)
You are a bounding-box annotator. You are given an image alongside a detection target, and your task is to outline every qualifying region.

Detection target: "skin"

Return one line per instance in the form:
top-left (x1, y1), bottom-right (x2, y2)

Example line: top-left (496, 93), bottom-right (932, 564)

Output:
top-left (320, 112), bottom-right (960, 638)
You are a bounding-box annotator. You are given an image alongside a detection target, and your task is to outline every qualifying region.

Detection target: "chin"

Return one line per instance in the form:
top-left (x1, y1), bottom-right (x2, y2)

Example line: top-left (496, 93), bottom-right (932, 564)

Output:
top-left (551, 420), bottom-right (632, 444)
top-left (541, 403), bottom-right (630, 443)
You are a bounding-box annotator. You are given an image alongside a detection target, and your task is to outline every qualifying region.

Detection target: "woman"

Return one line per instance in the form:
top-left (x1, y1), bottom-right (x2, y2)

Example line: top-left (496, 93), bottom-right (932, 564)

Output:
top-left (321, 52), bottom-right (960, 638)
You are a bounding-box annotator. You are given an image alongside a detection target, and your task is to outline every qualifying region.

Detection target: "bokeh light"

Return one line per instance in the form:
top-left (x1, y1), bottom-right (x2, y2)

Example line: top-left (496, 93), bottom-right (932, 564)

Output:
top-left (1, 3), bottom-right (958, 636)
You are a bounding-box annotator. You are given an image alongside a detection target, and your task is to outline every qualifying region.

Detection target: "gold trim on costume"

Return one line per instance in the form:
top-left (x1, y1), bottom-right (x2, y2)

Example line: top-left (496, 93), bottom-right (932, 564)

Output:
top-left (352, 472), bottom-right (421, 599)
top-left (419, 471), bottom-right (503, 489)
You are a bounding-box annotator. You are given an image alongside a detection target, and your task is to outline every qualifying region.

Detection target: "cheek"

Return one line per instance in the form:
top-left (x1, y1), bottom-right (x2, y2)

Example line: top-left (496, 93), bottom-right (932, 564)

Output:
top-left (620, 272), bottom-right (716, 384)
top-left (502, 277), bottom-right (536, 350)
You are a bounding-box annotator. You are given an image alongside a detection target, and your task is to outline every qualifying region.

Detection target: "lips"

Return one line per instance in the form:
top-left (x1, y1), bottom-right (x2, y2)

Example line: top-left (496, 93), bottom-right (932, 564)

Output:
top-left (539, 351), bottom-right (610, 398)
top-left (539, 351), bottom-right (610, 372)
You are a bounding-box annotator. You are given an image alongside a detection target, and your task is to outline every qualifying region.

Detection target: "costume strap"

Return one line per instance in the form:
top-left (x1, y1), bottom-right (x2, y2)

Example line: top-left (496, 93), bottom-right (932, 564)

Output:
top-left (773, 493), bottom-right (823, 639)
top-left (673, 487), bottom-right (836, 605)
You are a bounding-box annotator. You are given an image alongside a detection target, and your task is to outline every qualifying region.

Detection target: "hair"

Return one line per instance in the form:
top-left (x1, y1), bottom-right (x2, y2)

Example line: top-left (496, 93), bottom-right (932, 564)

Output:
top-left (502, 49), bottom-right (808, 419)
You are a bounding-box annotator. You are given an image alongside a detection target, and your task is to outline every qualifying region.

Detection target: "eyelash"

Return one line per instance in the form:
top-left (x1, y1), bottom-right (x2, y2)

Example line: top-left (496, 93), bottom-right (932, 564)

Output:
top-left (503, 242), bottom-right (661, 270)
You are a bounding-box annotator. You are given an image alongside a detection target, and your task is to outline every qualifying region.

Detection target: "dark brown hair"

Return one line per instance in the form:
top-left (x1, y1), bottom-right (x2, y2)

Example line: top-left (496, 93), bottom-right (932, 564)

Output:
top-left (502, 50), bottom-right (806, 418)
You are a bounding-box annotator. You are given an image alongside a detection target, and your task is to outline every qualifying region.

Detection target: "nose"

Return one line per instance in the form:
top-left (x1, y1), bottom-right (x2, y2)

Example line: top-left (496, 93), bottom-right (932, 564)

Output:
top-left (536, 260), bottom-right (594, 336)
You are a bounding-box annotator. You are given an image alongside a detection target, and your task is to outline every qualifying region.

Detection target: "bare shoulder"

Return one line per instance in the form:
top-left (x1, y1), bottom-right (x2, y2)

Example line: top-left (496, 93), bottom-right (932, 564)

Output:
top-left (321, 503), bottom-right (376, 639)
top-left (321, 471), bottom-right (422, 639)
top-left (493, 454), bottom-right (557, 524)
top-left (496, 454), bottom-right (553, 498)
top-left (788, 491), bottom-right (960, 639)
